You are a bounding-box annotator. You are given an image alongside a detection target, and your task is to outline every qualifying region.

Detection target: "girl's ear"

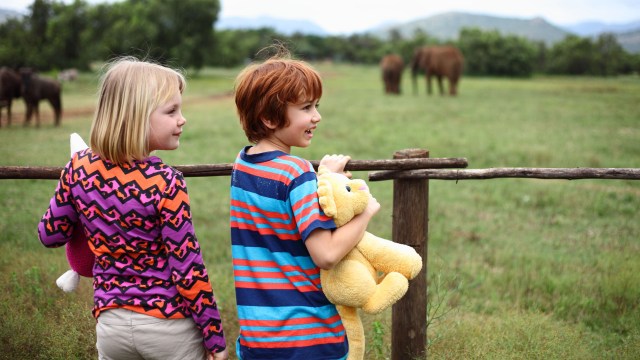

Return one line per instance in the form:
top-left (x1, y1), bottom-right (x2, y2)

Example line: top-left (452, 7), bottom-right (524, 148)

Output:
top-left (261, 117), bottom-right (278, 130)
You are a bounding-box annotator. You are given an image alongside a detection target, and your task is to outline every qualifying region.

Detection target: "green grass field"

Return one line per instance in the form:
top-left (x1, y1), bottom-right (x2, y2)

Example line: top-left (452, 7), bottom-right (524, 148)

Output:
top-left (1, 64), bottom-right (639, 359)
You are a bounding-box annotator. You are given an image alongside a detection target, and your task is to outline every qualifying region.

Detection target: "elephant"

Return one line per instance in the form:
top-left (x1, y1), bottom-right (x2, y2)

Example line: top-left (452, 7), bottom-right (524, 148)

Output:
top-left (411, 45), bottom-right (464, 96)
top-left (0, 67), bottom-right (22, 128)
top-left (20, 68), bottom-right (62, 127)
top-left (380, 54), bottom-right (404, 95)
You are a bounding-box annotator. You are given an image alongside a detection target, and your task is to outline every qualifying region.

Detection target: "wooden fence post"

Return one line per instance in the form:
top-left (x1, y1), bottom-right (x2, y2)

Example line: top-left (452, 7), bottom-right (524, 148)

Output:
top-left (391, 149), bottom-right (429, 359)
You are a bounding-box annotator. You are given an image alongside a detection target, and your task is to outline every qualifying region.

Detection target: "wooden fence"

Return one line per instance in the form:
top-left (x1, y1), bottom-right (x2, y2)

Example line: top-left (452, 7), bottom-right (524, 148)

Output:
top-left (2, 148), bottom-right (640, 359)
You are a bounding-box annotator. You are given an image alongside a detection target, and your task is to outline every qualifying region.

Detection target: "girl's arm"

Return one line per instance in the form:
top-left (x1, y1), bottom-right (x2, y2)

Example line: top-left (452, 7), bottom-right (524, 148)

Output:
top-left (305, 194), bottom-right (380, 269)
top-left (38, 160), bottom-right (77, 247)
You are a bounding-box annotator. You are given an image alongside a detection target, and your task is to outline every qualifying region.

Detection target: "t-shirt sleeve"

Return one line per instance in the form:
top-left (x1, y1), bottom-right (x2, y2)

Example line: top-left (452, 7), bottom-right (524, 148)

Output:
top-left (158, 171), bottom-right (226, 352)
top-left (289, 165), bottom-right (336, 241)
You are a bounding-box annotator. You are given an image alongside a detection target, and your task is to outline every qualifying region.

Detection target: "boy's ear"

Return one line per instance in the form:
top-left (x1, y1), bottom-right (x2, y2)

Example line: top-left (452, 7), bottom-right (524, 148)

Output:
top-left (261, 117), bottom-right (278, 130)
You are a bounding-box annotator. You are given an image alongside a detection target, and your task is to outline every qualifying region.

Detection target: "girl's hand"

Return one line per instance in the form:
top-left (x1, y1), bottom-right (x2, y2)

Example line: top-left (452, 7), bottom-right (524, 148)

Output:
top-left (320, 154), bottom-right (352, 178)
top-left (208, 348), bottom-right (229, 360)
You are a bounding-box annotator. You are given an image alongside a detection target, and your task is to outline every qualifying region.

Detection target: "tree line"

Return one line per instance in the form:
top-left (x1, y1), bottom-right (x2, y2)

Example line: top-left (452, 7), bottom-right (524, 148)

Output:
top-left (1, 0), bottom-right (638, 76)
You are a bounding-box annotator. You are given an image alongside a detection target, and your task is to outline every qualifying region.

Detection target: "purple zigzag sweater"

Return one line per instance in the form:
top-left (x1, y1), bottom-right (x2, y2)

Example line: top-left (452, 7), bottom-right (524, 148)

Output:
top-left (38, 149), bottom-right (226, 353)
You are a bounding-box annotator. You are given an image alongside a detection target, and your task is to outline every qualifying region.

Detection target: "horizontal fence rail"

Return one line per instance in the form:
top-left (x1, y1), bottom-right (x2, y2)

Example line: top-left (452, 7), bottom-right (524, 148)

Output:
top-left (0, 157), bottom-right (469, 180)
top-left (370, 167), bottom-right (640, 181)
top-left (3, 146), bottom-right (639, 360)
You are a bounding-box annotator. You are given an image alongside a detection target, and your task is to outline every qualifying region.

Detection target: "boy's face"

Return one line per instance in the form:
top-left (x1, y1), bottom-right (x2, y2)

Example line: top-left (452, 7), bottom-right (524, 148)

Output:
top-left (268, 98), bottom-right (321, 152)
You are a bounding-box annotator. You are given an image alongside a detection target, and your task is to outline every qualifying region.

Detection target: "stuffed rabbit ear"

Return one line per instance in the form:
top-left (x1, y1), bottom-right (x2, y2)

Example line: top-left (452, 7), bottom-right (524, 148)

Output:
top-left (70, 133), bottom-right (88, 156)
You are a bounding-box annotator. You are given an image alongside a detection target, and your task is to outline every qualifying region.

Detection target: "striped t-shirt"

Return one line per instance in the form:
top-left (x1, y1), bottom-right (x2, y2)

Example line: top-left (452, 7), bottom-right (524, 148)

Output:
top-left (38, 149), bottom-right (226, 353)
top-left (230, 146), bottom-right (348, 360)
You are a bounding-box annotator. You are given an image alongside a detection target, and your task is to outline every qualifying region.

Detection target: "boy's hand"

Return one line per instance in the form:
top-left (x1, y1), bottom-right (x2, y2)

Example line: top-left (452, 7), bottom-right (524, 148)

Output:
top-left (319, 154), bottom-right (352, 178)
top-left (362, 194), bottom-right (381, 218)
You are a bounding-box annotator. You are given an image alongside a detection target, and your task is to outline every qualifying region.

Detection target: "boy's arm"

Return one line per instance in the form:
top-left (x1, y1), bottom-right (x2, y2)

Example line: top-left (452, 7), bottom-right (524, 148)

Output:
top-left (305, 195), bottom-right (380, 269)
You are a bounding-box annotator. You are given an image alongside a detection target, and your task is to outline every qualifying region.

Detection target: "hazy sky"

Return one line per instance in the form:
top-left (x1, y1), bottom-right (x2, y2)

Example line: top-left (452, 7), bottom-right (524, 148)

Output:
top-left (4, 0), bottom-right (640, 34)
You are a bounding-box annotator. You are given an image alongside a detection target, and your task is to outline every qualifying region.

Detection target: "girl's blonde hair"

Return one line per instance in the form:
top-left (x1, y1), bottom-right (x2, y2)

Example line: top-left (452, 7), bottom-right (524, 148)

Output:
top-left (90, 57), bottom-right (186, 164)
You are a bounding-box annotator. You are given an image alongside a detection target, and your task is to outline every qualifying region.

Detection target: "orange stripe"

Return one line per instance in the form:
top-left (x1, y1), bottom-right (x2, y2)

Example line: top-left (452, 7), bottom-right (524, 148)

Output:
top-left (291, 193), bottom-right (318, 212)
top-left (230, 221), bottom-right (299, 240)
top-left (79, 157), bottom-right (160, 191)
top-left (235, 163), bottom-right (292, 185)
top-left (240, 314), bottom-right (342, 327)
top-left (230, 210), bottom-right (296, 231)
top-left (243, 327), bottom-right (341, 338)
top-left (235, 281), bottom-right (296, 290)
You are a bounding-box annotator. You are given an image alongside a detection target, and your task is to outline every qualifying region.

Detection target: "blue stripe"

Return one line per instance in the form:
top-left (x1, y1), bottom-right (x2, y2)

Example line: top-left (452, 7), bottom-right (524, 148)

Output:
top-left (230, 228), bottom-right (312, 256)
top-left (236, 339), bottom-right (348, 360)
top-left (235, 287), bottom-right (331, 307)
top-left (232, 245), bottom-right (316, 269)
top-left (231, 186), bottom-right (288, 213)
top-left (231, 172), bottom-right (289, 201)
top-left (239, 304), bottom-right (339, 322)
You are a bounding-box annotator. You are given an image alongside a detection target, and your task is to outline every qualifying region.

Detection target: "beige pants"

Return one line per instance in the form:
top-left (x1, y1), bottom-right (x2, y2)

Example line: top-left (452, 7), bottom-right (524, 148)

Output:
top-left (96, 308), bottom-right (208, 360)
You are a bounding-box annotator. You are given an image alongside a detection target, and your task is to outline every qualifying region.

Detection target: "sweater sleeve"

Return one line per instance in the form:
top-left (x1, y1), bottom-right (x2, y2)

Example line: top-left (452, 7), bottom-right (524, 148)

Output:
top-left (158, 171), bottom-right (226, 353)
top-left (38, 158), bottom-right (78, 248)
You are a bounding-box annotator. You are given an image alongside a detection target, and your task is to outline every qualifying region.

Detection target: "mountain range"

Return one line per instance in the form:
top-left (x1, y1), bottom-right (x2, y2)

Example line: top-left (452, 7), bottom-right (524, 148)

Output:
top-left (2, 8), bottom-right (639, 53)
top-left (217, 11), bottom-right (640, 53)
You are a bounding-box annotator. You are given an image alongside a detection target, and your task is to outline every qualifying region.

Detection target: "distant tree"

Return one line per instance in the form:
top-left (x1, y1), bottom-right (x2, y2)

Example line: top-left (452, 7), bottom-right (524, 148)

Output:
top-left (341, 34), bottom-right (384, 64)
top-left (458, 28), bottom-right (536, 77)
top-left (46, 0), bottom-right (91, 70)
top-left (209, 28), bottom-right (281, 67)
top-left (25, 0), bottom-right (55, 69)
top-left (289, 33), bottom-right (329, 61)
top-left (154, 0), bottom-right (219, 70)
top-left (593, 33), bottom-right (626, 76)
top-left (547, 35), bottom-right (595, 75)
top-left (0, 18), bottom-right (30, 68)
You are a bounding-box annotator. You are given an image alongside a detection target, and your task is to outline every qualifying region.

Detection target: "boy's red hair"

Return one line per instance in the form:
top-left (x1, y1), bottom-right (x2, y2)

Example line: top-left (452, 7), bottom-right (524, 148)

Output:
top-left (234, 56), bottom-right (323, 143)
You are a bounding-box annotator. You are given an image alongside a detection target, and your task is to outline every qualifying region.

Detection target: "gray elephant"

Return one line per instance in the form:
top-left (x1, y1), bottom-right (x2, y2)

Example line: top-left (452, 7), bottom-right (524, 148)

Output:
top-left (20, 68), bottom-right (62, 127)
top-left (0, 67), bottom-right (22, 127)
top-left (380, 54), bottom-right (404, 95)
top-left (411, 46), bottom-right (464, 96)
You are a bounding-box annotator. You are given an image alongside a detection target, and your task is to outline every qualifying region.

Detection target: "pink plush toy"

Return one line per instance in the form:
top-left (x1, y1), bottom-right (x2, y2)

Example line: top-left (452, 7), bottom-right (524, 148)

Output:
top-left (55, 133), bottom-right (95, 292)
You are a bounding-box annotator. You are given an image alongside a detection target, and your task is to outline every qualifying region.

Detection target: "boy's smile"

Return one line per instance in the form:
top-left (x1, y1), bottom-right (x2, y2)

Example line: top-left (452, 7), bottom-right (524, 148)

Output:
top-left (258, 99), bottom-right (321, 154)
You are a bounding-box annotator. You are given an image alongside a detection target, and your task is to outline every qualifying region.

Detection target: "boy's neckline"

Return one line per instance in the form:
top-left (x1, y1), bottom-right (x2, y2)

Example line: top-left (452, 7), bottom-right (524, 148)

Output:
top-left (249, 139), bottom-right (290, 154)
top-left (241, 146), bottom-right (289, 163)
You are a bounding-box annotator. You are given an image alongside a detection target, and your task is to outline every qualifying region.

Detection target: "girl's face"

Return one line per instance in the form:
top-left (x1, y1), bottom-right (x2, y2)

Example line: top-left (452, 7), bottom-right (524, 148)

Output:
top-left (148, 91), bottom-right (186, 152)
top-left (268, 98), bottom-right (321, 153)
